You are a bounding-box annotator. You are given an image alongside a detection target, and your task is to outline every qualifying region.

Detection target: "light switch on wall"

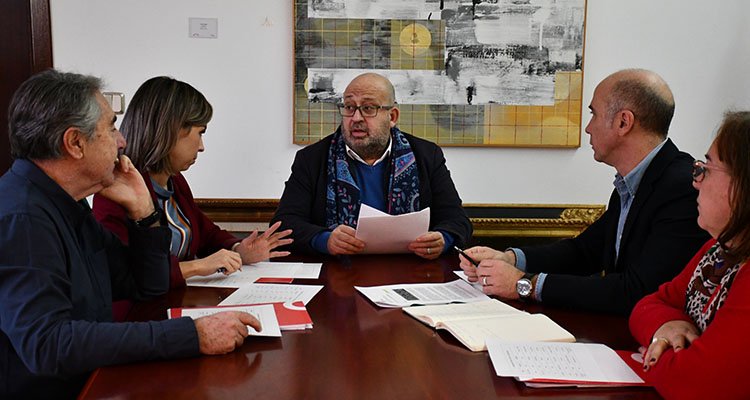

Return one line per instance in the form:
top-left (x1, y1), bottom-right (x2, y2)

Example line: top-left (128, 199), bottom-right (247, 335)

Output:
top-left (102, 92), bottom-right (125, 114)
top-left (189, 17), bottom-right (218, 39)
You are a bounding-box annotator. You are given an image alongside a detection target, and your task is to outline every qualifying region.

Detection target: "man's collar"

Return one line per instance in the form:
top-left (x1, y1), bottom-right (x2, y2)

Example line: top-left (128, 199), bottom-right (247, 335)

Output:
top-left (11, 158), bottom-right (89, 222)
top-left (613, 139), bottom-right (668, 196)
top-left (345, 136), bottom-right (393, 166)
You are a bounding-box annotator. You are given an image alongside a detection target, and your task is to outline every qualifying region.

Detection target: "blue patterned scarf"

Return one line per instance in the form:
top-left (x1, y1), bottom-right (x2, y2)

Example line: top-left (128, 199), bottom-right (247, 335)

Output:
top-left (325, 127), bottom-right (420, 229)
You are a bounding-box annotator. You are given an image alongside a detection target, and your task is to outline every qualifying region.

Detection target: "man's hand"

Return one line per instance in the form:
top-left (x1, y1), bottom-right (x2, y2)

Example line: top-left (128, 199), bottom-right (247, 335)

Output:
top-left (236, 221), bottom-right (293, 264)
top-left (408, 231), bottom-right (445, 260)
top-left (181, 249), bottom-right (242, 278)
top-left (642, 320), bottom-right (700, 370)
top-left (327, 225), bottom-right (365, 255)
top-left (475, 259), bottom-right (525, 299)
top-left (462, 246), bottom-right (515, 264)
top-left (97, 155), bottom-right (154, 220)
top-left (194, 311), bottom-right (261, 355)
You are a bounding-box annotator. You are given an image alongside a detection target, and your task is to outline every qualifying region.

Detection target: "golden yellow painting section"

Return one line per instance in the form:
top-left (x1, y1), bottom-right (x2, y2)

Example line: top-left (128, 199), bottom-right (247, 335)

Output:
top-left (398, 23), bottom-right (432, 56)
top-left (482, 71), bottom-right (582, 147)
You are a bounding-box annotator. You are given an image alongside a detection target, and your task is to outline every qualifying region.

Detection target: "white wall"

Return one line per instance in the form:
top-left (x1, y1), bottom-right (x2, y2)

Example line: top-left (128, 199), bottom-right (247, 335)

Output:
top-left (50, 0), bottom-right (750, 204)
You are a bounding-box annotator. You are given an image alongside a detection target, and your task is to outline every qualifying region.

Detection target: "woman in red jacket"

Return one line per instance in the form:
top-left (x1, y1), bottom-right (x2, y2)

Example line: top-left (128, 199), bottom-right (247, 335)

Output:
top-left (94, 76), bottom-right (292, 294)
top-left (629, 111), bottom-right (750, 399)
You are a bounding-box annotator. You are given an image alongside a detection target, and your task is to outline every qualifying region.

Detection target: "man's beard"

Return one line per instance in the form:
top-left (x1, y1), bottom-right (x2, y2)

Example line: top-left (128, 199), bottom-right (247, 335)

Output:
top-left (343, 121), bottom-right (390, 160)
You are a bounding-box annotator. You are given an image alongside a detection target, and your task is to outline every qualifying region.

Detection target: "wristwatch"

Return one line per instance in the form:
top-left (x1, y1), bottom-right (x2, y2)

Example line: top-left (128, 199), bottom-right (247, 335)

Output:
top-left (516, 273), bottom-right (535, 299)
top-left (133, 208), bottom-right (162, 228)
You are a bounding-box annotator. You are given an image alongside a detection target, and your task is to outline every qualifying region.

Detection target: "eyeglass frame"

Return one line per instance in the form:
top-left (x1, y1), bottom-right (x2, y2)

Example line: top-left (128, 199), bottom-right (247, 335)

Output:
top-left (337, 103), bottom-right (395, 118)
top-left (692, 159), bottom-right (728, 183)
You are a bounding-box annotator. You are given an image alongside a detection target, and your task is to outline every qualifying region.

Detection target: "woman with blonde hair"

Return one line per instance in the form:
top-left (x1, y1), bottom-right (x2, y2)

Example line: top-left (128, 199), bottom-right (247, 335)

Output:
top-left (94, 77), bottom-right (291, 301)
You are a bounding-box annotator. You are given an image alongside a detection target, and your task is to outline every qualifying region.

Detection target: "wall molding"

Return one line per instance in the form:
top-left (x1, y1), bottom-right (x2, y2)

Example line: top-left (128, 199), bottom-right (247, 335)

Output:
top-left (195, 199), bottom-right (605, 238)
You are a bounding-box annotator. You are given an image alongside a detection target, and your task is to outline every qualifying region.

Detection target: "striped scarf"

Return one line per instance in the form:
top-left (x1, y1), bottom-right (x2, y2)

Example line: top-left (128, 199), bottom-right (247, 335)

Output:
top-left (325, 127), bottom-right (420, 229)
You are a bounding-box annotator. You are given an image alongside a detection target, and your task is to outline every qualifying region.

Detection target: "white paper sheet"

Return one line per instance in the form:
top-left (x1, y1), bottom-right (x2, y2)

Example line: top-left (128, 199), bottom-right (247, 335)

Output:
top-left (219, 284), bottom-right (324, 306)
top-left (174, 304), bottom-right (282, 337)
top-left (453, 270), bottom-right (483, 291)
top-left (355, 279), bottom-right (490, 308)
top-left (486, 340), bottom-right (644, 384)
top-left (186, 262), bottom-right (322, 288)
top-left (355, 204), bottom-right (429, 254)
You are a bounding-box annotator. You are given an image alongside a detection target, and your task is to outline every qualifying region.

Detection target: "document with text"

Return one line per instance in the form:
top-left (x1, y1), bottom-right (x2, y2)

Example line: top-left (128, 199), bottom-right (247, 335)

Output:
top-left (487, 340), bottom-right (646, 387)
top-left (186, 262), bottom-right (322, 288)
top-left (219, 283), bottom-right (323, 306)
top-left (355, 279), bottom-right (490, 308)
top-left (169, 301), bottom-right (312, 331)
top-left (355, 204), bottom-right (429, 254)
top-left (169, 303), bottom-right (281, 338)
top-left (453, 270), bottom-right (483, 291)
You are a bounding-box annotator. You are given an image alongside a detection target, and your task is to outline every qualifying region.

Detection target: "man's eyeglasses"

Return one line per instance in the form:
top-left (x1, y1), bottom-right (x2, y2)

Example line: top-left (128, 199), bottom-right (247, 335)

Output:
top-left (693, 160), bottom-right (727, 183)
top-left (338, 104), bottom-right (393, 118)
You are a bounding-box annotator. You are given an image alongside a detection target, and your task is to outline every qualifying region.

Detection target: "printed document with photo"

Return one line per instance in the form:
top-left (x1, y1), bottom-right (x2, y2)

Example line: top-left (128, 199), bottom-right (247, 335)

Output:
top-left (355, 204), bottom-right (429, 254)
top-left (355, 279), bottom-right (490, 308)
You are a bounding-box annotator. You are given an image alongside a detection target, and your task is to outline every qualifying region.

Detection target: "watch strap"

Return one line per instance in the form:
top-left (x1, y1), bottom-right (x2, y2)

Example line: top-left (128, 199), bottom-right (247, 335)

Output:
top-left (134, 208), bottom-right (162, 228)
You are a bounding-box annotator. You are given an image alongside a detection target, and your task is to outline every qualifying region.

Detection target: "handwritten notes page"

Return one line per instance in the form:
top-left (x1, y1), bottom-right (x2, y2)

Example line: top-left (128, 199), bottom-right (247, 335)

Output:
top-left (486, 340), bottom-right (644, 387)
top-left (219, 284), bottom-right (324, 306)
top-left (355, 279), bottom-right (490, 308)
top-left (355, 204), bottom-right (429, 254)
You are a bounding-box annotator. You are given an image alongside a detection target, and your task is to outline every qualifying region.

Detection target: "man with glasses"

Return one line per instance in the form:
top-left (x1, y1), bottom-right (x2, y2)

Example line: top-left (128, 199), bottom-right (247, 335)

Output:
top-left (457, 69), bottom-right (710, 314)
top-left (273, 72), bottom-right (471, 258)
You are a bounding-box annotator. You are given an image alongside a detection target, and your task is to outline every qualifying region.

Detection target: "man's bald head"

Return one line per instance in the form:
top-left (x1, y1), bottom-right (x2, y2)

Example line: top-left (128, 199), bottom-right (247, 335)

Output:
top-left (344, 73), bottom-right (397, 105)
top-left (601, 69), bottom-right (675, 138)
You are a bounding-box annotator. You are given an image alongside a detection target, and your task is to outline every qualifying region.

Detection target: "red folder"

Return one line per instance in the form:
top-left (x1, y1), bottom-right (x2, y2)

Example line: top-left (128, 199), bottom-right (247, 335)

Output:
top-left (254, 277), bottom-right (294, 284)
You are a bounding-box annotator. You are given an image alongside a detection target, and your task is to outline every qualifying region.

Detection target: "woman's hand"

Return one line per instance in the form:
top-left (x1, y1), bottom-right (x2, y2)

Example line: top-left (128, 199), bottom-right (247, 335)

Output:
top-left (235, 221), bottom-right (293, 264)
top-left (181, 249), bottom-right (242, 278)
top-left (643, 320), bottom-right (700, 370)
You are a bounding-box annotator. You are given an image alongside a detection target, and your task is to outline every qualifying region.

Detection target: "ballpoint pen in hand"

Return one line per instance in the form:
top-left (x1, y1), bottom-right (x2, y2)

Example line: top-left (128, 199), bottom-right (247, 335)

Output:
top-left (453, 246), bottom-right (480, 268)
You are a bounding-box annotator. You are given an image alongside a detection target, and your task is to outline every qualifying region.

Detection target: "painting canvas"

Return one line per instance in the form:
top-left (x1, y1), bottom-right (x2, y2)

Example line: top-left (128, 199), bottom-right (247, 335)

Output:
top-left (294, 0), bottom-right (587, 147)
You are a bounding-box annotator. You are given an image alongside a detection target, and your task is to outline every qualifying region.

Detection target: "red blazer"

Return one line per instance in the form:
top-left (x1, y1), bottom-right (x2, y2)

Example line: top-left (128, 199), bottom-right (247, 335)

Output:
top-left (629, 239), bottom-right (750, 400)
top-left (93, 171), bottom-right (240, 289)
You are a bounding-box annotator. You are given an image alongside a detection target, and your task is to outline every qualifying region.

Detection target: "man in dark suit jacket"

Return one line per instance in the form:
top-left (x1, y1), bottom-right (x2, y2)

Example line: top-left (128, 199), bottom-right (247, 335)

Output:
top-left (458, 69), bottom-right (710, 314)
top-left (273, 72), bottom-right (471, 258)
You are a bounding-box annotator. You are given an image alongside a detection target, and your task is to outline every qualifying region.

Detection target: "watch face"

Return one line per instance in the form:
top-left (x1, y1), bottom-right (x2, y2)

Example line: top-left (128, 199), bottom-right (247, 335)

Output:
top-left (516, 278), bottom-right (532, 297)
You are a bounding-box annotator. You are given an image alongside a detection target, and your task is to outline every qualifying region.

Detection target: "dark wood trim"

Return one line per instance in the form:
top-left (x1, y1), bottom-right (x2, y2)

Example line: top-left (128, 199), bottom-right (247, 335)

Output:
top-left (195, 198), bottom-right (280, 223)
top-left (29, 0), bottom-right (53, 73)
top-left (0, 0), bottom-right (52, 174)
top-left (195, 198), bottom-right (605, 238)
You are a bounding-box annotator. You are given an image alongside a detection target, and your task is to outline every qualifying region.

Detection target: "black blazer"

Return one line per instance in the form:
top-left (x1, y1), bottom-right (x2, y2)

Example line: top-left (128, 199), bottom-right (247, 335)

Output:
top-left (521, 139), bottom-right (710, 314)
top-left (272, 129), bottom-right (472, 254)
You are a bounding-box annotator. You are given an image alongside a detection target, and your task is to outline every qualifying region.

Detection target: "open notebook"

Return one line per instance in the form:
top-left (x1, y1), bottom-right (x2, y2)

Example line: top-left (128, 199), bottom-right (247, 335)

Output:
top-left (403, 299), bottom-right (575, 352)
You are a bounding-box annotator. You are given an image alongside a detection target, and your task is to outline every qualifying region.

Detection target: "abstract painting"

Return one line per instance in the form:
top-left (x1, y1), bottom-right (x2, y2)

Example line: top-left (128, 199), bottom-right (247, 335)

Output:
top-left (294, 0), bottom-right (587, 147)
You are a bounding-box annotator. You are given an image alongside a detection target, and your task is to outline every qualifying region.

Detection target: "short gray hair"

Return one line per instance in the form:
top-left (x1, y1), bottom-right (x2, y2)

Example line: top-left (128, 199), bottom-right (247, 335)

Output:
top-left (8, 69), bottom-right (102, 160)
top-left (605, 69), bottom-right (675, 138)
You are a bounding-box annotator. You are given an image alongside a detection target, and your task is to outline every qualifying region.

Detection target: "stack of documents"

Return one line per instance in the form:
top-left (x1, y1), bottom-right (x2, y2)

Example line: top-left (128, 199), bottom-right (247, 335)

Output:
top-left (355, 279), bottom-right (490, 308)
top-left (403, 300), bottom-right (575, 352)
top-left (486, 340), bottom-right (648, 388)
top-left (169, 301), bottom-right (313, 332)
top-left (186, 261), bottom-right (322, 288)
top-left (168, 303), bottom-right (282, 337)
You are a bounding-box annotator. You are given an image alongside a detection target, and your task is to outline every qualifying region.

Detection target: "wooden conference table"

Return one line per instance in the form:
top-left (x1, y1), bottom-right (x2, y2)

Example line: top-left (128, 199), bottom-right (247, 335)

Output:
top-left (79, 254), bottom-right (659, 399)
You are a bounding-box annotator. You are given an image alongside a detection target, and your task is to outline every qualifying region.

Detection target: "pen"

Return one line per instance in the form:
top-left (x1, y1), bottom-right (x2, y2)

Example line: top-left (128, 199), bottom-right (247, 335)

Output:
top-left (453, 246), bottom-right (479, 268)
